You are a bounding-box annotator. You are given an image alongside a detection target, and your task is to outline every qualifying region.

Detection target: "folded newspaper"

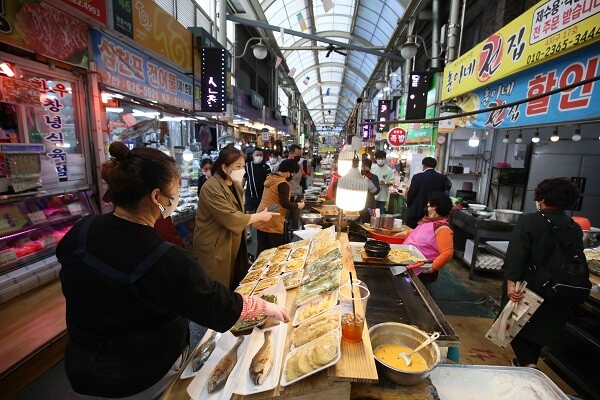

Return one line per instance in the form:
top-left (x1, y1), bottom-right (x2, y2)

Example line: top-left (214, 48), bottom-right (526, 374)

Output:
top-left (486, 281), bottom-right (544, 349)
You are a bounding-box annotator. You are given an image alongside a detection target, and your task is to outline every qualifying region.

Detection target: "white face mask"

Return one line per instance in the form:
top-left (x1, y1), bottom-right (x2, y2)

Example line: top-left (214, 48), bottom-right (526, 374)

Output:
top-left (229, 167), bottom-right (245, 184)
top-left (203, 170), bottom-right (212, 178)
top-left (376, 159), bottom-right (385, 167)
top-left (159, 192), bottom-right (179, 218)
top-left (253, 156), bottom-right (263, 164)
top-left (535, 201), bottom-right (541, 210)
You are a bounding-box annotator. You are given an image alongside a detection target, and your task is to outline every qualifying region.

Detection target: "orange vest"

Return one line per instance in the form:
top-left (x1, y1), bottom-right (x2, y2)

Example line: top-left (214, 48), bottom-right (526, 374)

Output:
top-left (253, 174), bottom-right (288, 234)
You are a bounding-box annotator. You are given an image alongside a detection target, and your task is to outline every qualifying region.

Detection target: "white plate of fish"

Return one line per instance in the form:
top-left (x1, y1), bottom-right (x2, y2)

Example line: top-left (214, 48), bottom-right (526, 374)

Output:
top-left (233, 323), bottom-right (287, 396)
top-left (280, 330), bottom-right (341, 387)
top-left (187, 331), bottom-right (249, 400)
top-left (180, 330), bottom-right (221, 379)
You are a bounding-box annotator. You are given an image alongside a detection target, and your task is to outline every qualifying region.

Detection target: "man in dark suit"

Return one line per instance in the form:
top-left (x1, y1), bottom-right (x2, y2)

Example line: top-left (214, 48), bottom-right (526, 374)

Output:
top-left (405, 157), bottom-right (448, 228)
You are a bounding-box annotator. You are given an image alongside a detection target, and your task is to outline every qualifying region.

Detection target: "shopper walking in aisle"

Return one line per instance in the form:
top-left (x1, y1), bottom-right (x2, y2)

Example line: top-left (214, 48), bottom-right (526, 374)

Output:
top-left (196, 158), bottom-right (213, 197)
top-left (244, 147), bottom-right (271, 213)
top-left (359, 158), bottom-right (380, 223)
top-left (405, 157), bottom-right (448, 228)
top-left (194, 145), bottom-right (277, 289)
top-left (254, 159), bottom-right (305, 255)
top-left (370, 150), bottom-right (394, 214)
top-left (57, 142), bottom-right (288, 400)
top-left (286, 144), bottom-right (304, 230)
top-left (502, 178), bottom-right (588, 368)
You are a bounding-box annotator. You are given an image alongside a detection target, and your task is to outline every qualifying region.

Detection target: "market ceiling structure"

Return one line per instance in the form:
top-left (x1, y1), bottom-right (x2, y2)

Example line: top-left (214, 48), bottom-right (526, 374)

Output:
top-left (228, 0), bottom-right (411, 128)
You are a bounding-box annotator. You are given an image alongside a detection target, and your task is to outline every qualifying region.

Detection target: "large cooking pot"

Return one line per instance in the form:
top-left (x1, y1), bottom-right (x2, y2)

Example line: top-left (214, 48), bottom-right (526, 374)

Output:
top-left (494, 209), bottom-right (523, 224)
top-left (369, 322), bottom-right (440, 386)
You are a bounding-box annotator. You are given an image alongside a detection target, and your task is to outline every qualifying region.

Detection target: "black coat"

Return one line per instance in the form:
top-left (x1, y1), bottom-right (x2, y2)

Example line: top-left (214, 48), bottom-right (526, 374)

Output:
top-left (406, 169), bottom-right (448, 220)
top-left (501, 210), bottom-right (584, 346)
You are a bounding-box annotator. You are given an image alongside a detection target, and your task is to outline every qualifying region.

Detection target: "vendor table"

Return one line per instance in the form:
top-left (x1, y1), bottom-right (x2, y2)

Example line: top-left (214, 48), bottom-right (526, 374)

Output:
top-left (450, 210), bottom-right (515, 279)
top-left (161, 234), bottom-right (378, 400)
top-left (161, 234), bottom-right (461, 400)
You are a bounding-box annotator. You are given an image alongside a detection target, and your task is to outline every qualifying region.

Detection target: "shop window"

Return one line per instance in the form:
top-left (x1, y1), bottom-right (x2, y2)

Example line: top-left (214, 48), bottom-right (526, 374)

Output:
top-left (20, 71), bottom-right (80, 154)
top-left (0, 103), bottom-right (19, 143)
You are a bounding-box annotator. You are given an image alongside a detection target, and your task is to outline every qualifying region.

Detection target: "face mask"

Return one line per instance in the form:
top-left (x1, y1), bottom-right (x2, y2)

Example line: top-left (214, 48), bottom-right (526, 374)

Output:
top-left (286, 174), bottom-right (293, 182)
top-left (253, 156), bottom-right (263, 164)
top-left (376, 159), bottom-right (385, 167)
top-left (159, 192), bottom-right (179, 218)
top-left (294, 156), bottom-right (301, 162)
top-left (203, 170), bottom-right (212, 178)
top-left (535, 201), bottom-right (541, 210)
top-left (229, 167), bottom-right (245, 184)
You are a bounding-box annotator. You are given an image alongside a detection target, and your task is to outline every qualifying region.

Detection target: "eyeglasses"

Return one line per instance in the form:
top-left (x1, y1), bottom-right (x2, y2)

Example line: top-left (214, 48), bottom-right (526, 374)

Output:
top-left (161, 191), bottom-right (176, 201)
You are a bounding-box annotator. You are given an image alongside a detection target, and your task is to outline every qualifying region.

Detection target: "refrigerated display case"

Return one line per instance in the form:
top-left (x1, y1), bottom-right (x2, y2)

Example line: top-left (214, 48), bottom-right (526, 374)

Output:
top-left (0, 189), bottom-right (95, 301)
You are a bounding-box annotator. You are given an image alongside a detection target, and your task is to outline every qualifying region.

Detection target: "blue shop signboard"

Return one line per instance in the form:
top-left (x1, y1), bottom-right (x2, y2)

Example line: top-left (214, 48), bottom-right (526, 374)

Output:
top-left (90, 29), bottom-right (197, 110)
top-left (455, 44), bottom-right (600, 129)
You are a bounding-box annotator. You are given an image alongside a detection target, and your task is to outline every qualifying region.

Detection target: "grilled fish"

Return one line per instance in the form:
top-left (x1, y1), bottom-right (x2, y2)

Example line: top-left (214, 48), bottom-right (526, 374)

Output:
top-left (249, 330), bottom-right (274, 385)
top-left (207, 337), bottom-right (244, 393)
top-left (191, 331), bottom-right (219, 372)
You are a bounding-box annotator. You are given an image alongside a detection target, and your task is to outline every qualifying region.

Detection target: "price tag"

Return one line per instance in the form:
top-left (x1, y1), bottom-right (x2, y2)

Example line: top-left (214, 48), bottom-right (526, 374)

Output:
top-left (67, 203), bottom-right (83, 215)
top-left (0, 248), bottom-right (18, 265)
top-left (41, 236), bottom-right (56, 248)
top-left (28, 211), bottom-right (47, 224)
top-left (0, 219), bottom-right (10, 231)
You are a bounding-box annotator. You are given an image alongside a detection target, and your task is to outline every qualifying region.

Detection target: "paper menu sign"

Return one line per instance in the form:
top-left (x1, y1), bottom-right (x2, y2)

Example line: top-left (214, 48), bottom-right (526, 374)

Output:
top-left (27, 211), bottom-right (47, 224)
top-left (66, 154), bottom-right (86, 181)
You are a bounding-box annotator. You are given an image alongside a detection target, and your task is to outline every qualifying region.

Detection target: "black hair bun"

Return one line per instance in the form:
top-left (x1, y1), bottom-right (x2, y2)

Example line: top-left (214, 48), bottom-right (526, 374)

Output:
top-left (109, 141), bottom-right (130, 162)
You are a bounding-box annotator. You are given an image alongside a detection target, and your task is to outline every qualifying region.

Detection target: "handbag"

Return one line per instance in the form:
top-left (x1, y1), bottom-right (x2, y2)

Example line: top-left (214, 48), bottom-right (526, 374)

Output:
top-left (486, 281), bottom-right (544, 349)
top-left (528, 212), bottom-right (592, 306)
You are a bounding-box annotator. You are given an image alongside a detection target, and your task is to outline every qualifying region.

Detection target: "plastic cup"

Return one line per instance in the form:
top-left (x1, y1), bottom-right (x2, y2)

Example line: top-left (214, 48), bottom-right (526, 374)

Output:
top-left (370, 216), bottom-right (380, 229)
top-left (394, 218), bottom-right (403, 229)
top-left (338, 284), bottom-right (370, 342)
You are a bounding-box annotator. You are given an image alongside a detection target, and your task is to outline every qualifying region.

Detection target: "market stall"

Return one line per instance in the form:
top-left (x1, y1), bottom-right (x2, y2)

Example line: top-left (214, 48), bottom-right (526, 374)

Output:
top-left (161, 225), bottom-right (469, 400)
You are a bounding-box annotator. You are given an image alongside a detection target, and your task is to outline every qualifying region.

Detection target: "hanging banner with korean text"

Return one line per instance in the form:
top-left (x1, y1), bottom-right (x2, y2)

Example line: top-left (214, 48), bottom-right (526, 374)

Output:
top-left (442, 0), bottom-right (600, 101)
top-left (454, 44), bottom-right (600, 129)
top-left (0, 0), bottom-right (88, 67)
top-left (109, 0), bottom-right (193, 72)
top-left (201, 48), bottom-right (226, 112)
top-left (377, 100), bottom-right (391, 133)
top-left (90, 30), bottom-right (197, 110)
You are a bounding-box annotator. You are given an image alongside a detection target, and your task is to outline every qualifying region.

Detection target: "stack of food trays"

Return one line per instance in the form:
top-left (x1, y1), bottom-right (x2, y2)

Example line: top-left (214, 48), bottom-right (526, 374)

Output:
top-left (235, 241), bottom-right (311, 295)
top-left (294, 241), bottom-right (343, 305)
top-left (281, 294), bottom-right (342, 386)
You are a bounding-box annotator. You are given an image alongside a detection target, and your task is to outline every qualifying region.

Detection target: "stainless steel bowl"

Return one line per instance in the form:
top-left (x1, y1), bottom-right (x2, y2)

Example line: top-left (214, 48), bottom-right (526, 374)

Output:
top-left (369, 322), bottom-right (440, 386)
top-left (300, 213), bottom-right (322, 225)
top-left (494, 209), bottom-right (523, 224)
top-left (583, 227), bottom-right (600, 248)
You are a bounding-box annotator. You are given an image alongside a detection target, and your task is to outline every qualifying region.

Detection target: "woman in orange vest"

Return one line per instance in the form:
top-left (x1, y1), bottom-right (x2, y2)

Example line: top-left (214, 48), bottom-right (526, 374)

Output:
top-left (254, 159), bottom-right (305, 255)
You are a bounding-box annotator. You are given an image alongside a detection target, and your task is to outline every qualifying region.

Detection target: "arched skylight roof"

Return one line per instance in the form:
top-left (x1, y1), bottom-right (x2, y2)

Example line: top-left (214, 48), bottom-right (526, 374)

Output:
top-left (261, 0), bottom-right (405, 126)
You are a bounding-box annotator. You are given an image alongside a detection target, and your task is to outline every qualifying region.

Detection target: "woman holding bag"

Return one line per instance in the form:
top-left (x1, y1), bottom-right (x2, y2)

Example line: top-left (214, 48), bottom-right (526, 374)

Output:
top-left (501, 177), bottom-right (585, 368)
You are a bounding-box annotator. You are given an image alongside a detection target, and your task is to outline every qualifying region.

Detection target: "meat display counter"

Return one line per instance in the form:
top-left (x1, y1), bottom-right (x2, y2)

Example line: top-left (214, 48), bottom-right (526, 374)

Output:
top-left (0, 188), bottom-right (95, 302)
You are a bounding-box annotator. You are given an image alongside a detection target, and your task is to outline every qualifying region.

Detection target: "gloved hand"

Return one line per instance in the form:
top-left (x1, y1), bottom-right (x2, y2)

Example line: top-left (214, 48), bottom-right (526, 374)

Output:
top-left (264, 301), bottom-right (290, 323)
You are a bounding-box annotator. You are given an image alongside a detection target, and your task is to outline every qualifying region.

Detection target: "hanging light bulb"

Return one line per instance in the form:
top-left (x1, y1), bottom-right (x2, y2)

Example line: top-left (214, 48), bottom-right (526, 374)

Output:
top-left (182, 148), bottom-right (194, 161)
top-left (550, 127), bottom-right (560, 142)
top-left (516, 131), bottom-right (523, 144)
top-left (502, 133), bottom-right (509, 144)
top-left (572, 125), bottom-right (582, 141)
top-left (531, 130), bottom-right (540, 143)
top-left (468, 131), bottom-right (480, 147)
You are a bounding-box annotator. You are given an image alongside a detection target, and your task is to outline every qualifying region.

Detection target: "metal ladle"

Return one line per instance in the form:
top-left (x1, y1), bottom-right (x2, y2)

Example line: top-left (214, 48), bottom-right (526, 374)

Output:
top-left (398, 332), bottom-right (440, 366)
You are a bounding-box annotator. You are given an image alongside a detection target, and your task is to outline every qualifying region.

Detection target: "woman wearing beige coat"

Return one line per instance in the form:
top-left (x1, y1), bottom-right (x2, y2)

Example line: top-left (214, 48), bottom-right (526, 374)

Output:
top-left (193, 145), bottom-right (276, 289)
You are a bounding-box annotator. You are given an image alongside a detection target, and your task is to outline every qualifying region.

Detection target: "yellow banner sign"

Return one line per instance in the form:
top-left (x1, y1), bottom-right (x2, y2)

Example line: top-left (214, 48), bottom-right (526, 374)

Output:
top-left (441, 0), bottom-right (600, 101)
top-left (132, 0), bottom-right (193, 72)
